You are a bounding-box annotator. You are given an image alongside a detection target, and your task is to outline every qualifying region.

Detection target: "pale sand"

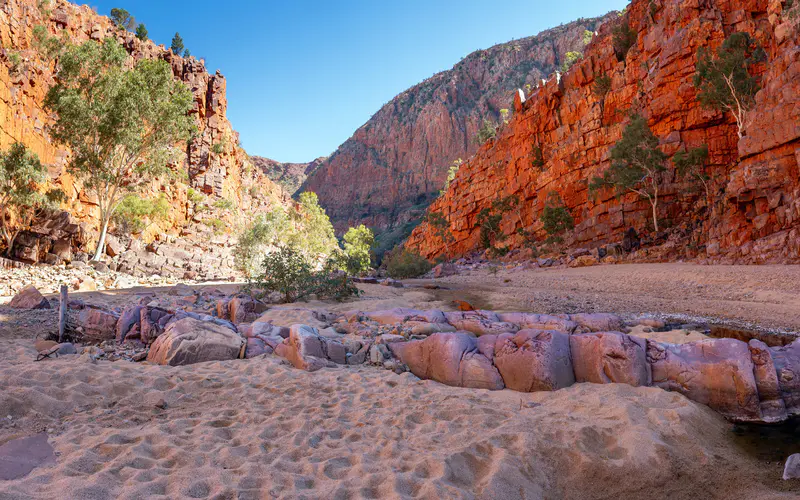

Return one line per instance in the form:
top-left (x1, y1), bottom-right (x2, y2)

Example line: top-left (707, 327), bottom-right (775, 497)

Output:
top-left (627, 325), bottom-right (710, 344)
top-left (0, 339), bottom-right (795, 499)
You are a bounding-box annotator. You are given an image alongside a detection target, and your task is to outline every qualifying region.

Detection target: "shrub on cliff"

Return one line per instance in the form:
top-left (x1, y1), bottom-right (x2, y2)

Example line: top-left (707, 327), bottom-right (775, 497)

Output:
top-left (694, 32), bottom-right (764, 138)
top-left (589, 114), bottom-right (667, 232)
top-left (44, 38), bottom-right (194, 261)
top-left (612, 21), bottom-right (637, 61)
top-left (593, 73), bottom-right (612, 99)
top-left (560, 51), bottom-right (582, 73)
top-left (476, 119), bottom-right (498, 144)
top-left (476, 195), bottom-right (518, 251)
top-left (0, 143), bottom-right (63, 257)
top-left (540, 192), bottom-right (574, 244)
top-left (673, 145), bottom-right (713, 206)
top-left (384, 248), bottom-right (432, 279)
top-left (112, 193), bottom-right (169, 235)
top-left (250, 246), bottom-right (359, 303)
top-left (135, 24), bottom-right (148, 42)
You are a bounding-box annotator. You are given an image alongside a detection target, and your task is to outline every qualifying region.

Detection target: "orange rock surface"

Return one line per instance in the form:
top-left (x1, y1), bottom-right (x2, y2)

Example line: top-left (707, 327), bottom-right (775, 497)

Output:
top-left (408, 0), bottom-right (799, 264)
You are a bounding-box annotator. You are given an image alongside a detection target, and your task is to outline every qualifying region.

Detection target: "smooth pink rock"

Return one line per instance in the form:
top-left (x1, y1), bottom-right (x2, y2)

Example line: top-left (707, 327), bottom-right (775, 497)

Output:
top-left (444, 310), bottom-right (519, 336)
top-left (493, 330), bottom-right (575, 392)
top-left (569, 332), bottom-right (650, 386)
top-left (749, 339), bottom-right (788, 423)
top-left (8, 286), bottom-right (50, 310)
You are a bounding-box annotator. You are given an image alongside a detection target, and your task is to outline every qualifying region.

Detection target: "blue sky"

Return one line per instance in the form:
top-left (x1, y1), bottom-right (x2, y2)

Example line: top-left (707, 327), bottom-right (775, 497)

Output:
top-left (91, 1), bottom-right (629, 162)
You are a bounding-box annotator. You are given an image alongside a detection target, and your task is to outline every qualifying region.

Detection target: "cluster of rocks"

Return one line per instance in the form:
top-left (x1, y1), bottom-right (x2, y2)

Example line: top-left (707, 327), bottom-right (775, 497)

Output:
top-left (14, 281), bottom-right (799, 425)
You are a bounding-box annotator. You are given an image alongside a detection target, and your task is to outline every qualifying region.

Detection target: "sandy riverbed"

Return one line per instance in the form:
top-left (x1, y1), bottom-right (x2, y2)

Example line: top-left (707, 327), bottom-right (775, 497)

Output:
top-left (1, 263), bottom-right (799, 498)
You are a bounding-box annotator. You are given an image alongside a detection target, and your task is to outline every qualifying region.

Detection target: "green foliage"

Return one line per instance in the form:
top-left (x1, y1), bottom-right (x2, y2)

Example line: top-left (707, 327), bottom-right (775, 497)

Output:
top-left (187, 187), bottom-right (206, 211)
top-left (44, 38), bottom-right (194, 259)
top-left (205, 218), bottom-right (225, 234)
top-left (112, 193), bottom-right (169, 234)
top-left (530, 145), bottom-right (545, 169)
top-left (170, 32), bottom-right (184, 55)
top-left (109, 8), bottom-right (135, 30)
top-left (583, 29), bottom-right (594, 45)
top-left (476, 195), bottom-right (518, 250)
top-left (673, 144), bottom-right (713, 205)
top-left (694, 32), bottom-right (764, 138)
top-left (593, 73), bottom-right (613, 99)
top-left (7, 51), bottom-right (21, 72)
top-left (424, 210), bottom-right (454, 256)
top-left (213, 197), bottom-right (235, 212)
top-left (561, 51), bottom-right (583, 73)
top-left (32, 25), bottom-right (65, 60)
top-left (135, 24), bottom-right (148, 41)
top-left (500, 108), bottom-right (510, 124)
top-left (589, 114), bottom-right (668, 232)
top-left (441, 158), bottom-right (462, 193)
top-left (540, 191), bottom-right (574, 243)
top-left (234, 192), bottom-right (338, 278)
top-left (211, 142), bottom-right (224, 154)
top-left (476, 119), bottom-right (497, 144)
top-left (341, 224), bottom-right (374, 276)
top-left (612, 21), bottom-right (637, 62)
top-left (250, 245), bottom-right (360, 303)
top-left (183, 49), bottom-right (191, 58)
top-left (384, 247), bottom-right (432, 279)
top-left (0, 143), bottom-right (62, 256)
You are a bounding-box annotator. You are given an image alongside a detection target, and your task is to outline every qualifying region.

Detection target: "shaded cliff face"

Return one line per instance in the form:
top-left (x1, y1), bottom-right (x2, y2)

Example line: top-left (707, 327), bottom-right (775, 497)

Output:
top-left (407, 0), bottom-right (800, 265)
top-left (302, 16), bottom-right (612, 233)
top-left (250, 156), bottom-right (324, 196)
top-left (0, 0), bottom-right (285, 277)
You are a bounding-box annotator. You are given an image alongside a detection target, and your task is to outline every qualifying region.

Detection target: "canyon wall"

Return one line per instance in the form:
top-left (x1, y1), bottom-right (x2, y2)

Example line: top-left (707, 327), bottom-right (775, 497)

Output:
top-left (250, 156), bottom-right (324, 197)
top-left (407, 0), bottom-right (800, 264)
top-left (0, 0), bottom-right (284, 278)
top-left (302, 16), bottom-right (613, 233)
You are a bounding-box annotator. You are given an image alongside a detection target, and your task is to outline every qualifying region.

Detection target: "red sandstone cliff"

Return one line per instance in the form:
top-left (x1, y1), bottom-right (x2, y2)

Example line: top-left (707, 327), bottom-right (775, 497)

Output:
top-left (250, 156), bottom-right (324, 197)
top-left (302, 16), bottom-right (613, 233)
top-left (407, 0), bottom-right (800, 264)
top-left (0, 0), bottom-right (284, 277)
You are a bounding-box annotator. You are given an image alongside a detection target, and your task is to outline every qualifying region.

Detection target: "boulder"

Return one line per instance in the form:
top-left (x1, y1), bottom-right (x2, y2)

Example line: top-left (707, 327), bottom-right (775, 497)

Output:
top-left (748, 339), bottom-right (788, 423)
top-left (116, 306), bottom-right (144, 343)
top-left (493, 330), bottom-right (575, 392)
top-left (570, 332), bottom-right (650, 386)
top-left (8, 286), bottom-right (50, 310)
top-left (365, 308), bottom-right (447, 325)
top-left (76, 307), bottom-right (120, 342)
top-left (245, 337), bottom-right (274, 358)
top-left (496, 312), bottom-right (577, 333)
top-left (389, 333), bottom-right (504, 390)
top-left (432, 263), bottom-right (458, 278)
top-left (648, 339), bottom-right (761, 422)
top-left (228, 296), bottom-right (268, 324)
top-left (139, 307), bottom-right (173, 344)
top-left (274, 325), bottom-right (338, 372)
top-left (769, 339), bottom-right (800, 418)
top-left (444, 310), bottom-right (519, 336)
top-left (566, 313), bottom-right (624, 333)
top-left (784, 454), bottom-right (800, 481)
top-left (147, 317), bottom-right (243, 366)
top-left (406, 321), bottom-right (457, 336)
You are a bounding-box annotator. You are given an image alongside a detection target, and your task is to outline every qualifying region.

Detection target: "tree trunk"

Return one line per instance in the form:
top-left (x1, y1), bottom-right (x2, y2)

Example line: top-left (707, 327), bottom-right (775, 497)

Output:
top-left (93, 211), bottom-right (112, 261)
top-left (6, 230), bottom-right (19, 258)
top-left (651, 199), bottom-right (659, 233)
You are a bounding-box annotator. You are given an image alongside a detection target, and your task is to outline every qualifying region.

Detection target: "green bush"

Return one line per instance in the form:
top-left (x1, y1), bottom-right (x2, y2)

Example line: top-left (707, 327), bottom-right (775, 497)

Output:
top-left (384, 248), bottom-right (432, 279)
top-left (213, 197), bottom-right (235, 211)
top-left (540, 192), bottom-right (574, 243)
top-left (612, 21), bottom-right (637, 61)
top-left (135, 24), bottom-right (148, 41)
top-left (341, 224), bottom-right (374, 276)
top-left (250, 246), bottom-right (359, 303)
top-left (583, 29), bottom-right (594, 45)
top-left (593, 73), bottom-right (612, 99)
top-left (112, 194), bottom-right (168, 234)
top-left (561, 51), bottom-right (583, 73)
top-left (211, 142), bottom-right (225, 154)
top-left (530, 145), bottom-right (545, 169)
top-left (475, 195), bottom-right (517, 250)
top-left (205, 218), bottom-right (225, 234)
top-left (476, 119), bottom-right (497, 144)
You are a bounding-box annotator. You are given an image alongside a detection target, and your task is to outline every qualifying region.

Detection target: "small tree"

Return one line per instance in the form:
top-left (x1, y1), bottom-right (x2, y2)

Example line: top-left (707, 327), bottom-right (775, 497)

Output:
top-left (476, 119), bottom-right (497, 144)
top-left (694, 32), bottom-right (764, 138)
top-left (183, 49), bottom-right (191, 58)
top-left (170, 33), bottom-right (184, 55)
top-left (561, 51), bottom-right (582, 72)
top-left (589, 114), bottom-right (667, 232)
top-left (612, 21), bottom-right (637, 61)
top-left (441, 158), bottom-right (462, 193)
top-left (341, 224), bottom-right (374, 276)
top-left (290, 192), bottom-right (339, 262)
top-left (109, 8), bottom-right (135, 31)
top-left (384, 248), bottom-right (432, 279)
top-left (44, 39), bottom-right (194, 260)
top-left (0, 143), bottom-right (62, 257)
top-left (673, 145), bottom-right (712, 206)
top-left (135, 24), bottom-right (148, 41)
top-left (540, 191), bottom-right (574, 244)
top-left (593, 73), bottom-right (612, 99)
top-left (583, 29), bottom-right (594, 45)
top-left (424, 211), bottom-right (454, 257)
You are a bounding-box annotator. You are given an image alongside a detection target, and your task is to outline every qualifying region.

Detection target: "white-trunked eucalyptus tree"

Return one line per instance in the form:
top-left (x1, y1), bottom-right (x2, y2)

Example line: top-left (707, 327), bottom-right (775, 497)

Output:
top-left (45, 38), bottom-right (194, 260)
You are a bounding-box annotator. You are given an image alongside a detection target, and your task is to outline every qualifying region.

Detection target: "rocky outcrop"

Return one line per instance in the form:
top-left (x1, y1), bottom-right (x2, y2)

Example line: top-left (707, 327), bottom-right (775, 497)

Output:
top-left (8, 285), bottom-right (50, 309)
top-left (251, 156), bottom-right (324, 197)
top-left (408, 0), bottom-right (800, 264)
top-left (0, 0), bottom-right (286, 277)
top-left (147, 317), bottom-right (243, 366)
top-left (302, 16), bottom-right (612, 232)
